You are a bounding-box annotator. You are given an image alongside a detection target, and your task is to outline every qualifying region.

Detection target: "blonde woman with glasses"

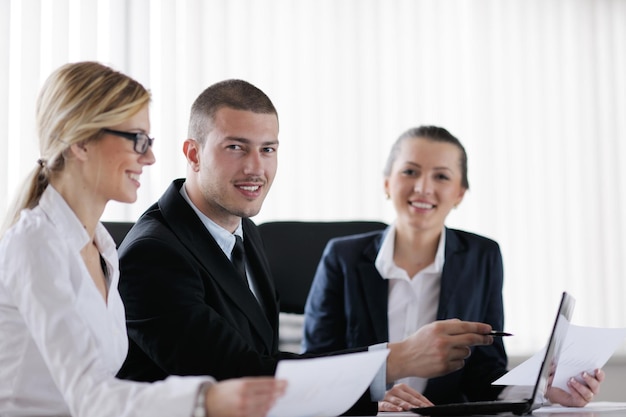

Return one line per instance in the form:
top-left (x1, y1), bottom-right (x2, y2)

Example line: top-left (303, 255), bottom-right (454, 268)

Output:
top-left (0, 61), bottom-right (285, 417)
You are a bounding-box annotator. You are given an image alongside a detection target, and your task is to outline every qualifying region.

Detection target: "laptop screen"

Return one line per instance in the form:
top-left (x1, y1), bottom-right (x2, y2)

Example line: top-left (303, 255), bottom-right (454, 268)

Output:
top-left (529, 291), bottom-right (575, 406)
top-left (409, 291), bottom-right (577, 416)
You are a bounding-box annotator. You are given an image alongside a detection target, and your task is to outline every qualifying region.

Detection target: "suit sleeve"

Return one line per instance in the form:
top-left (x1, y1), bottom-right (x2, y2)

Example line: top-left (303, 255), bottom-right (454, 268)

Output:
top-left (302, 240), bottom-right (350, 353)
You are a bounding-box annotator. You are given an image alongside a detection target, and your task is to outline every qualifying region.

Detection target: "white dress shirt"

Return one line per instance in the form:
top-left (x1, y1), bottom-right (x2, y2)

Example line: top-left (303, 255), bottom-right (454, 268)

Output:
top-left (374, 223), bottom-right (445, 394)
top-left (0, 186), bottom-right (212, 417)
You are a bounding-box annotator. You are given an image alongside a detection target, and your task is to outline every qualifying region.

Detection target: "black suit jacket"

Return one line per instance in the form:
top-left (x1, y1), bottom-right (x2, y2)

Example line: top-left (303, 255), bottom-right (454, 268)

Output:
top-left (303, 227), bottom-right (508, 405)
top-left (117, 179), bottom-right (376, 415)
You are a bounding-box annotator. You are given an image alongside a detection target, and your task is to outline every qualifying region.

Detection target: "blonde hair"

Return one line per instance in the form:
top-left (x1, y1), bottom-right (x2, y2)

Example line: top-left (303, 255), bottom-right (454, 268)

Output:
top-left (1, 61), bottom-right (150, 236)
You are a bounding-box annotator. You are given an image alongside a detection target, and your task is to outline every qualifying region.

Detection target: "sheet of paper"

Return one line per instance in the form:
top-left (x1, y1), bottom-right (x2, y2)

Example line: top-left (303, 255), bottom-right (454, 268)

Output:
top-left (494, 346), bottom-right (545, 386)
top-left (534, 402), bottom-right (626, 413)
top-left (493, 324), bottom-right (626, 392)
top-left (268, 349), bottom-right (389, 417)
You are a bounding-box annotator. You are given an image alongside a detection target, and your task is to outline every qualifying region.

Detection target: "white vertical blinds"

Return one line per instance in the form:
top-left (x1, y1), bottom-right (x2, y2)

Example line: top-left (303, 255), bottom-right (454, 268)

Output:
top-left (1, 0), bottom-right (624, 356)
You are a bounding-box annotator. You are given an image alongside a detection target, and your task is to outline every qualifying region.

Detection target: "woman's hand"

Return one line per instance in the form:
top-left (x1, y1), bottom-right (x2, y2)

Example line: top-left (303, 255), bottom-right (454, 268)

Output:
top-left (546, 369), bottom-right (605, 407)
top-left (378, 383), bottom-right (434, 412)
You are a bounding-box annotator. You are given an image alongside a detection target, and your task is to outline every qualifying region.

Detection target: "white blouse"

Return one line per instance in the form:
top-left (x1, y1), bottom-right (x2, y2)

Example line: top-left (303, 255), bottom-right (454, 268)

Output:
top-left (374, 223), bottom-right (445, 394)
top-left (0, 186), bottom-right (212, 417)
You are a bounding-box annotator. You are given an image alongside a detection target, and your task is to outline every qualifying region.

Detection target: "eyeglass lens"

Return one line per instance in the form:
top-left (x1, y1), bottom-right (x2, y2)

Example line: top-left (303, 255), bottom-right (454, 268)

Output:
top-left (135, 134), bottom-right (150, 153)
top-left (102, 128), bottom-right (153, 154)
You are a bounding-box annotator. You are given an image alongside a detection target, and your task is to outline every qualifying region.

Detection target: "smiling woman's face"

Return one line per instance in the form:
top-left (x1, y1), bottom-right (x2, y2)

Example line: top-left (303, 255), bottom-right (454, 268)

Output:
top-left (384, 136), bottom-right (466, 233)
top-left (88, 105), bottom-right (155, 205)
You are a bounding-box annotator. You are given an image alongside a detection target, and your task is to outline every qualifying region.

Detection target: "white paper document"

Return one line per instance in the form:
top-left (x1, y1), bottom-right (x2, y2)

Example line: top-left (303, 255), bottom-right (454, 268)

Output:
top-left (268, 349), bottom-right (390, 417)
top-left (494, 324), bottom-right (626, 392)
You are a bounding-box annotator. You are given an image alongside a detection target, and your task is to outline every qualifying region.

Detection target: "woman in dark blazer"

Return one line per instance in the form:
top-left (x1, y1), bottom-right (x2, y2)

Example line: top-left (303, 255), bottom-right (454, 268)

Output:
top-left (302, 126), bottom-right (603, 411)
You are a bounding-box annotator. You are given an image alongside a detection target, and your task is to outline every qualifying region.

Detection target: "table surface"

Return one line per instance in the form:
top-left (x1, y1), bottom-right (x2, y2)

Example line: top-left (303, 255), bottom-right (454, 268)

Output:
top-left (369, 402), bottom-right (626, 417)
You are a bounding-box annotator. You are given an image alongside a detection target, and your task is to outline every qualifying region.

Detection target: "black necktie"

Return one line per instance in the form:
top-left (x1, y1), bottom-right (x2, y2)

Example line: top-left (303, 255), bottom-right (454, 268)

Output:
top-left (231, 235), bottom-right (247, 282)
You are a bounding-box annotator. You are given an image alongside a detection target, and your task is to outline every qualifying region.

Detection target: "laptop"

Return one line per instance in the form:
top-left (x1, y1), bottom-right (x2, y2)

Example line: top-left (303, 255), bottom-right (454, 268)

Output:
top-left (411, 291), bottom-right (575, 416)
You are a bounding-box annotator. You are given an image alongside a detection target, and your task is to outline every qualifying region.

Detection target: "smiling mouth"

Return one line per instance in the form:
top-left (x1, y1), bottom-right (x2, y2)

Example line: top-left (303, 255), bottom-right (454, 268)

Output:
top-left (238, 185), bottom-right (261, 192)
top-left (410, 201), bottom-right (434, 209)
top-left (128, 173), bottom-right (141, 182)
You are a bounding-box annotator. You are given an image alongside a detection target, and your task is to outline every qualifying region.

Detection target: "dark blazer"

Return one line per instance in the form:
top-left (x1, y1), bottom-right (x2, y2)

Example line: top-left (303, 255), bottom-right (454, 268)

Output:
top-left (303, 227), bottom-right (508, 405)
top-left (116, 179), bottom-right (376, 415)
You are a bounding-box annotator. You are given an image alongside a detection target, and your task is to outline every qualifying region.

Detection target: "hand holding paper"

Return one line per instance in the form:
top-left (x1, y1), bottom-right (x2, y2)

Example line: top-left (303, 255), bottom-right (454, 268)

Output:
top-left (268, 349), bottom-right (389, 417)
top-left (493, 324), bottom-right (626, 392)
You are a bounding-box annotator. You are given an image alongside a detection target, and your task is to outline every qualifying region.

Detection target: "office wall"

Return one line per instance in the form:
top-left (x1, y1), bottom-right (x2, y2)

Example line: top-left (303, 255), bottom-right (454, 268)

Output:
top-left (597, 359), bottom-right (626, 401)
top-left (1, 0), bottom-right (625, 357)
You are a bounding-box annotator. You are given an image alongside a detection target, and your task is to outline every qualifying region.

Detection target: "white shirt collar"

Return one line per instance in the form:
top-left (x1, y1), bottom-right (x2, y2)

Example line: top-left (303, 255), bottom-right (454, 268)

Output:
top-left (40, 185), bottom-right (117, 266)
top-left (375, 223), bottom-right (446, 280)
top-left (39, 185), bottom-right (90, 250)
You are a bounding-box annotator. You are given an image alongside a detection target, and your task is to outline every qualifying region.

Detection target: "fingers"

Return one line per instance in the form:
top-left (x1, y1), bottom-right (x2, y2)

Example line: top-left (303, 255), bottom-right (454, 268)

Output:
top-left (439, 345), bottom-right (470, 374)
top-left (593, 368), bottom-right (606, 383)
top-left (241, 377), bottom-right (288, 396)
top-left (452, 345), bottom-right (472, 360)
top-left (565, 378), bottom-right (594, 406)
top-left (577, 369), bottom-right (603, 397)
top-left (243, 379), bottom-right (287, 417)
top-left (548, 369), bottom-right (605, 408)
top-left (388, 319), bottom-right (495, 381)
top-left (206, 377), bottom-right (288, 417)
top-left (380, 384), bottom-right (434, 411)
top-left (436, 321), bottom-right (493, 373)
top-left (582, 371), bottom-right (601, 395)
top-left (379, 400), bottom-right (404, 412)
top-left (443, 319), bottom-right (493, 337)
top-left (568, 370), bottom-right (603, 402)
top-left (390, 383), bottom-right (434, 406)
top-left (435, 319), bottom-right (494, 347)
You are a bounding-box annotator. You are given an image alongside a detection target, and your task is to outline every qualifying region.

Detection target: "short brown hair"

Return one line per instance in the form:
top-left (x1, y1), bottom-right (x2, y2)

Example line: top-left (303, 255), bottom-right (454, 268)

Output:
top-left (187, 79), bottom-right (278, 145)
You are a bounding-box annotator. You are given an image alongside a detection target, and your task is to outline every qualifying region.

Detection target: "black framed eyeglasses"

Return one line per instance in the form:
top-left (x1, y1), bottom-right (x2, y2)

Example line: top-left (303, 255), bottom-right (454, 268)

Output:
top-left (102, 128), bottom-right (154, 154)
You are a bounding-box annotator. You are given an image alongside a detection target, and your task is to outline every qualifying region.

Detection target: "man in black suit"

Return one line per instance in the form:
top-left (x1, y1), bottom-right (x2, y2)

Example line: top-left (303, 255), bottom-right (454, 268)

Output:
top-left (116, 79), bottom-right (494, 415)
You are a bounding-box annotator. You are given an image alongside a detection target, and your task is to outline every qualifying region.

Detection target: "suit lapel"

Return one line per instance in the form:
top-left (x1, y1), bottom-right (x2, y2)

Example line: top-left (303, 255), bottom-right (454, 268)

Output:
top-left (359, 231), bottom-right (389, 342)
top-left (158, 180), bottom-right (275, 352)
top-left (437, 228), bottom-right (465, 319)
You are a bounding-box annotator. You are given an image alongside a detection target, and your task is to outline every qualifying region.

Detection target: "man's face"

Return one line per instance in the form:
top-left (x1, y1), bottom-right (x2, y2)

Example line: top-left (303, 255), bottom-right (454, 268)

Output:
top-left (185, 107), bottom-right (279, 232)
